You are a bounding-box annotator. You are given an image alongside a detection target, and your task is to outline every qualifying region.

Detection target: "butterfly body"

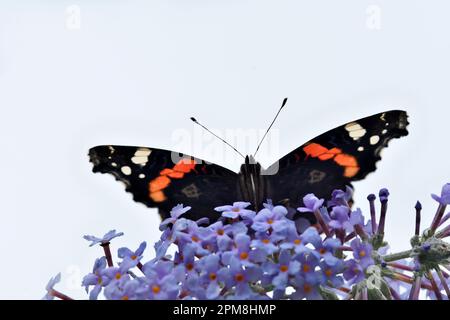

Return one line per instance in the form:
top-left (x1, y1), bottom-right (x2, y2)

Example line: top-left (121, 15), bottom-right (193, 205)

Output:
top-left (89, 110), bottom-right (408, 222)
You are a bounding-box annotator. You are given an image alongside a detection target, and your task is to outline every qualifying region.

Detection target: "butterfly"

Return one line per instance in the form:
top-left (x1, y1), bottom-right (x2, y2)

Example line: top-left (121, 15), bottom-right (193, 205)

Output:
top-left (89, 107), bottom-right (408, 223)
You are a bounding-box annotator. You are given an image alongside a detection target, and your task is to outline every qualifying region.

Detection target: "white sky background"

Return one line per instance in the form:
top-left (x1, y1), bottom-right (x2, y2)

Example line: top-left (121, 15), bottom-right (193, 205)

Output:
top-left (0, 1), bottom-right (449, 299)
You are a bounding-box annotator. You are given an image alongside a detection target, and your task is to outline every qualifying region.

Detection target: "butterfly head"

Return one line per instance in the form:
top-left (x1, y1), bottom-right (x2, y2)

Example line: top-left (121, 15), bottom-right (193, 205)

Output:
top-left (245, 155), bottom-right (258, 165)
top-left (241, 155), bottom-right (261, 175)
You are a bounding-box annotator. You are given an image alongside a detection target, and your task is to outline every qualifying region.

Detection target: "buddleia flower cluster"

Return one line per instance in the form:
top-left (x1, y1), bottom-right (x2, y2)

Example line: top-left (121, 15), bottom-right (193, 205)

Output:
top-left (43, 183), bottom-right (450, 300)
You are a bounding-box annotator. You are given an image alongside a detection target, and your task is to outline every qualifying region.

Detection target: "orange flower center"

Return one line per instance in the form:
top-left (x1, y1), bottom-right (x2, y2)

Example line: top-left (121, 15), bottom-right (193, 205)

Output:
top-left (232, 208), bottom-right (240, 212)
top-left (235, 273), bottom-right (245, 282)
top-left (325, 268), bottom-right (332, 277)
top-left (191, 235), bottom-right (199, 242)
top-left (186, 263), bottom-right (194, 271)
top-left (122, 295), bottom-right (129, 300)
top-left (319, 248), bottom-right (327, 254)
top-left (294, 239), bottom-right (301, 245)
top-left (302, 264), bottom-right (311, 273)
top-left (152, 285), bottom-right (161, 294)
top-left (115, 273), bottom-right (121, 280)
top-left (280, 265), bottom-right (289, 272)
top-left (239, 252), bottom-right (249, 260)
top-left (131, 255), bottom-right (137, 260)
top-left (267, 219), bottom-right (274, 225)
top-left (217, 229), bottom-right (224, 236)
top-left (303, 284), bottom-right (312, 293)
top-left (262, 239), bottom-right (270, 244)
top-left (359, 250), bottom-right (366, 257)
top-left (209, 273), bottom-right (217, 281)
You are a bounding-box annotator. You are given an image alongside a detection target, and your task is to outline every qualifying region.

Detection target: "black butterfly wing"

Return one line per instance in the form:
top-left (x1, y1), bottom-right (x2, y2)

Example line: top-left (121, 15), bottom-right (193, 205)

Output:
top-left (264, 110), bottom-right (409, 207)
top-left (89, 145), bottom-right (239, 221)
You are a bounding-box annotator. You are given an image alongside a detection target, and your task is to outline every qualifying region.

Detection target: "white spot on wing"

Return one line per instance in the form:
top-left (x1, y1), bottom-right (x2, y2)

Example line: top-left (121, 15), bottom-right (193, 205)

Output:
top-left (131, 148), bottom-right (152, 165)
top-left (358, 146), bottom-right (364, 151)
top-left (345, 122), bottom-right (367, 140)
top-left (111, 162), bottom-right (117, 167)
top-left (139, 173), bottom-right (145, 179)
top-left (370, 135), bottom-right (380, 145)
top-left (121, 166), bottom-right (132, 175)
top-left (382, 129), bottom-right (387, 134)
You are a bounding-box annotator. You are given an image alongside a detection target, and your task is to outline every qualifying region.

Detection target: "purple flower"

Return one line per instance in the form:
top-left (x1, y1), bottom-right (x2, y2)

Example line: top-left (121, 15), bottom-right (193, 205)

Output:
top-left (350, 238), bottom-right (374, 269)
top-left (262, 250), bottom-right (300, 290)
top-left (297, 194), bottom-right (324, 213)
top-left (263, 199), bottom-right (275, 210)
top-left (174, 243), bottom-right (197, 274)
top-left (104, 278), bottom-right (140, 300)
top-left (218, 257), bottom-right (262, 299)
top-left (82, 257), bottom-right (110, 300)
top-left (198, 254), bottom-right (222, 299)
top-left (42, 273), bottom-right (61, 300)
top-left (174, 219), bottom-right (208, 255)
top-left (83, 230), bottom-right (124, 247)
top-left (295, 251), bottom-right (320, 283)
top-left (350, 209), bottom-right (365, 227)
top-left (205, 221), bottom-right (233, 251)
top-left (299, 226), bottom-right (322, 248)
top-left (328, 186), bottom-right (353, 207)
top-left (349, 208), bottom-right (372, 235)
top-left (291, 273), bottom-right (322, 300)
top-left (343, 259), bottom-right (365, 284)
top-left (152, 228), bottom-right (173, 261)
top-left (379, 188), bottom-right (390, 203)
top-left (328, 205), bottom-right (352, 232)
top-left (313, 238), bottom-right (341, 266)
top-left (118, 242), bottom-right (147, 270)
top-left (319, 260), bottom-right (344, 288)
top-left (432, 183), bottom-right (450, 205)
top-left (160, 204), bottom-right (192, 230)
top-left (251, 205), bottom-right (288, 233)
top-left (279, 230), bottom-right (309, 254)
top-left (102, 263), bottom-right (132, 284)
top-left (228, 221), bottom-right (249, 236)
top-left (215, 202), bottom-right (255, 220)
top-left (140, 260), bottom-right (182, 299)
top-left (252, 233), bottom-right (280, 255)
top-left (222, 233), bottom-right (266, 267)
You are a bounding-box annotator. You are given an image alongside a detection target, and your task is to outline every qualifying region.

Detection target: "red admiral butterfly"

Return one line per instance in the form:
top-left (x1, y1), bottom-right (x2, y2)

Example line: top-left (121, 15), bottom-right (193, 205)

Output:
top-left (89, 99), bottom-right (408, 222)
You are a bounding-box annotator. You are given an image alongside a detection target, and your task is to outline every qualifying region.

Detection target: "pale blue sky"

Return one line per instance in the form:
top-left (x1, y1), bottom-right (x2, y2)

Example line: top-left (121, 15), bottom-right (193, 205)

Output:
top-left (0, 1), bottom-right (449, 299)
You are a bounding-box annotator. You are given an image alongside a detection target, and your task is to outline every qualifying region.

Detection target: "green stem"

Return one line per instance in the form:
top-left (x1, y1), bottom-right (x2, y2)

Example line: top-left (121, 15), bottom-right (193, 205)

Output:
top-left (382, 249), bottom-right (413, 262)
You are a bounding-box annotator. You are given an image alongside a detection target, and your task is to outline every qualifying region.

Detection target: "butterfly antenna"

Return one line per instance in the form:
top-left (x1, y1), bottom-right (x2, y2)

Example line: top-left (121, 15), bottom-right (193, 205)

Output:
top-left (190, 117), bottom-right (246, 159)
top-left (253, 97), bottom-right (288, 157)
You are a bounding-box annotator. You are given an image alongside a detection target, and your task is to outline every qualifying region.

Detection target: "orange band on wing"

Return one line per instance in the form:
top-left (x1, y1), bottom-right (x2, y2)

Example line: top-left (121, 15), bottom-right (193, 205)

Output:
top-left (344, 166), bottom-right (360, 178)
top-left (159, 168), bottom-right (184, 179)
top-left (149, 176), bottom-right (171, 193)
top-left (148, 158), bottom-right (197, 202)
top-left (303, 143), bottom-right (329, 157)
top-left (303, 143), bottom-right (359, 178)
top-left (334, 154), bottom-right (357, 167)
top-left (173, 159), bottom-right (197, 173)
top-left (150, 190), bottom-right (167, 202)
